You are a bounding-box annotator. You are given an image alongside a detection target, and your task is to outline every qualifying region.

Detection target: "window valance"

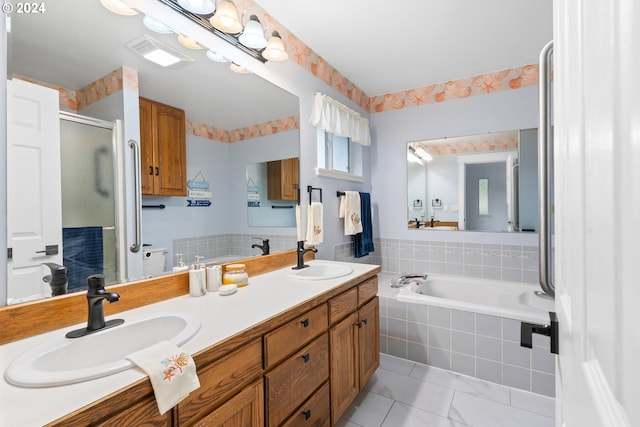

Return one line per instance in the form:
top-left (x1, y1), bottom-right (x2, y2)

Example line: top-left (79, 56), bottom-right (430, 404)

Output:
top-left (309, 92), bottom-right (371, 146)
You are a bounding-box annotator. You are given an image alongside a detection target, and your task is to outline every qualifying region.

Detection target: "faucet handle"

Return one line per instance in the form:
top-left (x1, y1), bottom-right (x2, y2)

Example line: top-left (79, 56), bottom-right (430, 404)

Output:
top-left (87, 274), bottom-right (107, 290)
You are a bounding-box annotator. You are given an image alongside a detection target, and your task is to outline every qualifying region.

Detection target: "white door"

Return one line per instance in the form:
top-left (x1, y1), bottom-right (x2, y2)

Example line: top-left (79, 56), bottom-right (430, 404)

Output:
top-left (554, 1), bottom-right (639, 426)
top-left (6, 79), bottom-right (62, 304)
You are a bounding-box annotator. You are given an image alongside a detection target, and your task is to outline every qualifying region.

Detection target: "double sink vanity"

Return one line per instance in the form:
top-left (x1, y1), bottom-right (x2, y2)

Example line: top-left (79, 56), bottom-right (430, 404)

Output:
top-left (0, 252), bottom-right (381, 426)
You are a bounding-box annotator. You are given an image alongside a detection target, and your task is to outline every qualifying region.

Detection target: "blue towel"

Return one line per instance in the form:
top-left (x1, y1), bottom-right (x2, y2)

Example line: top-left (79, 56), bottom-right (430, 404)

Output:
top-left (354, 192), bottom-right (375, 258)
top-left (63, 227), bottom-right (104, 291)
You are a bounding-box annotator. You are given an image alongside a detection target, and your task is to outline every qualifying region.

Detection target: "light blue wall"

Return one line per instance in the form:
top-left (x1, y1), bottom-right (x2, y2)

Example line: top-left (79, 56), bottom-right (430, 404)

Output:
top-left (370, 86), bottom-right (539, 246)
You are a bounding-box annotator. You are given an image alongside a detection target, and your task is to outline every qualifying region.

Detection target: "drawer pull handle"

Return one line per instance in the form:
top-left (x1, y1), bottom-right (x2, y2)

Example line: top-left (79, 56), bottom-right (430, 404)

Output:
top-left (155, 166), bottom-right (160, 176)
top-left (301, 353), bottom-right (310, 363)
top-left (149, 166), bottom-right (154, 175)
top-left (357, 322), bottom-right (363, 329)
top-left (303, 409), bottom-right (311, 420)
top-left (362, 318), bottom-right (368, 325)
top-left (301, 318), bottom-right (309, 328)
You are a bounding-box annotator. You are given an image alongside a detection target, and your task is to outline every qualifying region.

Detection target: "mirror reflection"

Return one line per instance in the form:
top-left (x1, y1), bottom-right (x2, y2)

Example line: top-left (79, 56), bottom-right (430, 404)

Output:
top-left (247, 157), bottom-right (299, 227)
top-left (407, 129), bottom-right (538, 232)
top-left (6, 0), bottom-right (299, 304)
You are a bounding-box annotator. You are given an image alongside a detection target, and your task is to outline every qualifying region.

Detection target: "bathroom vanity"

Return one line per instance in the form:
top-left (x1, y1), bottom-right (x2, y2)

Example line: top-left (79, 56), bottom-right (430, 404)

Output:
top-left (0, 256), bottom-right (380, 426)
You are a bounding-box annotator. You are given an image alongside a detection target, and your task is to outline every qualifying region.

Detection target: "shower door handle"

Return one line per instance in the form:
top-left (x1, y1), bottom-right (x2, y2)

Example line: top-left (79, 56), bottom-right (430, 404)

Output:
top-left (538, 40), bottom-right (555, 297)
top-left (128, 140), bottom-right (142, 253)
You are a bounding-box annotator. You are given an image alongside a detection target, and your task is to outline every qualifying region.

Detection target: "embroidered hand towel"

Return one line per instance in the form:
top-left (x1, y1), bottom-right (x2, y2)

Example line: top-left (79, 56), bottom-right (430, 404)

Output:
top-left (339, 191), bottom-right (362, 235)
top-left (126, 341), bottom-right (200, 415)
top-left (305, 202), bottom-right (324, 245)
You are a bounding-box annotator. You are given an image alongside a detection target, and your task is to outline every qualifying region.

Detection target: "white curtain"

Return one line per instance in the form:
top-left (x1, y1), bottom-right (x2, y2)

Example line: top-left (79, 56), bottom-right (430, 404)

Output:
top-left (309, 92), bottom-right (371, 146)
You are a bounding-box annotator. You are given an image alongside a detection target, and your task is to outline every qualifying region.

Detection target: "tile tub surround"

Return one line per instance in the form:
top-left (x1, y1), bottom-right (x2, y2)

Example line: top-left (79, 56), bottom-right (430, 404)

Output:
top-left (334, 238), bottom-right (539, 285)
top-left (174, 233), bottom-right (297, 265)
top-left (336, 353), bottom-right (554, 427)
top-left (377, 275), bottom-right (555, 398)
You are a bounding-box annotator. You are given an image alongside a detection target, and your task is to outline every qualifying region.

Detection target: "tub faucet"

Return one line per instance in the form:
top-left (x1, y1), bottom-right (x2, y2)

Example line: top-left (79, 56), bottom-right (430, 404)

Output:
top-left (251, 238), bottom-right (270, 256)
top-left (392, 273), bottom-right (429, 288)
top-left (293, 241), bottom-right (317, 270)
top-left (65, 274), bottom-right (124, 338)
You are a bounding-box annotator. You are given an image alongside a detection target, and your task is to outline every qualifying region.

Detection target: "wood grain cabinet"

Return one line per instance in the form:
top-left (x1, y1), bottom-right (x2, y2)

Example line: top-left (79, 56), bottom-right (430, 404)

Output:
top-left (329, 278), bottom-right (380, 423)
top-left (190, 379), bottom-right (264, 427)
top-left (139, 97), bottom-right (187, 196)
top-left (267, 157), bottom-right (299, 201)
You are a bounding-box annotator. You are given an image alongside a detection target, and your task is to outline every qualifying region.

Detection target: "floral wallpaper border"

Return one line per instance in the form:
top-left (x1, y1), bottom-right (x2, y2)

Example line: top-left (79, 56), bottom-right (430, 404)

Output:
top-left (416, 136), bottom-right (519, 156)
top-left (186, 115), bottom-right (300, 143)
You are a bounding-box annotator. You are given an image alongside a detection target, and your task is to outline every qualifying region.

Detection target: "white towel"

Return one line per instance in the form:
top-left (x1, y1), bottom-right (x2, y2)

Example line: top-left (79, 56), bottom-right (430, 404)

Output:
top-left (296, 204), bottom-right (304, 241)
top-left (127, 341), bottom-right (200, 415)
top-left (339, 191), bottom-right (362, 235)
top-left (305, 202), bottom-right (324, 245)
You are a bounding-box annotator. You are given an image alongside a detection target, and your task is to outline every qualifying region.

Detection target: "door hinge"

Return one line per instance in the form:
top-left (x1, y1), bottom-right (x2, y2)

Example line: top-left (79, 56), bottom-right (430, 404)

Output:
top-left (520, 311), bottom-right (559, 354)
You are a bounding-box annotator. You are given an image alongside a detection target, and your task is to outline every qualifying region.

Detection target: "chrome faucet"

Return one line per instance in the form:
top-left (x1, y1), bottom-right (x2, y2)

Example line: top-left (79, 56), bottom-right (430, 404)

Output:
top-left (66, 274), bottom-right (124, 338)
top-left (251, 238), bottom-right (270, 256)
top-left (293, 241), bottom-right (317, 270)
top-left (391, 273), bottom-right (429, 288)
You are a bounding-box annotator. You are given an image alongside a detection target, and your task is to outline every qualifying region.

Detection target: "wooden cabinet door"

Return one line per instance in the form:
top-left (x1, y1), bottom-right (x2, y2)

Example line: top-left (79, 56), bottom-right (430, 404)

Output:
top-left (192, 379), bottom-right (264, 427)
top-left (154, 103), bottom-right (186, 196)
top-left (358, 297), bottom-right (380, 388)
top-left (139, 97), bottom-right (155, 195)
top-left (329, 312), bottom-right (359, 423)
top-left (280, 157), bottom-right (299, 201)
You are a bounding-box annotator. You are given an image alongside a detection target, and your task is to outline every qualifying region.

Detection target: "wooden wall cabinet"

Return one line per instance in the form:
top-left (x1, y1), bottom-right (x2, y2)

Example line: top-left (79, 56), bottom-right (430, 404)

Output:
top-left (139, 97), bottom-right (187, 196)
top-left (267, 157), bottom-right (299, 201)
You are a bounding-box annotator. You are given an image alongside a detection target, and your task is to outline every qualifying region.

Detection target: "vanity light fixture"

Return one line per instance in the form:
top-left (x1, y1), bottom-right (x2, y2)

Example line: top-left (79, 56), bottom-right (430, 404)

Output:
top-left (210, 0), bottom-right (243, 34)
top-left (206, 50), bottom-right (228, 62)
top-left (238, 15), bottom-right (267, 49)
top-left (178, 34), bottom-right (203, 50)
top-left (262, 31), bottom-right (288, 62)
top-left (177, 0), bottom-right (215, 15)
top-left (100, 0), bottom-right (138, 15)
top-left (229, 62), bottom-right (250, 73)
top-left (415, 146), bottom-right (433, 161)
top-left (143, 15), bottom-right (174, 34)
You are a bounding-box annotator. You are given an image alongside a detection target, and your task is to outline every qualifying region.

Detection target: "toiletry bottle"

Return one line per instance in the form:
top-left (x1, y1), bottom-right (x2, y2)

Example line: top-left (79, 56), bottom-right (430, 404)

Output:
top-left (173, 253), bottom-right (189, 273)
top-left (189, 256), bottom-right (206, 297)
top-left (206, 264), bottom-right (222, 292)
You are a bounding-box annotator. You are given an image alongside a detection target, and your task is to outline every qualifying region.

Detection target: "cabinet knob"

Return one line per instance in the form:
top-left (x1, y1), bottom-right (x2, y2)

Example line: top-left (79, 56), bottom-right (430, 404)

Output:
top-left (303, 409), bottom-right (311, 420)
top-left (301, 353), bottom-right (310, 363)
top-left (362, 318), bottom-right (368, 325)
top-left (301, 318), bottom-right (309, 328)
top-left (356, 322), bottom-right (363, 329)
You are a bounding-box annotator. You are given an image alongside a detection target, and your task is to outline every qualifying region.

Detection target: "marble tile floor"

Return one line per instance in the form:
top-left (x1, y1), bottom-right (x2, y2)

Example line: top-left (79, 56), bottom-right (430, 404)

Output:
top-left (336, 353), bottom-right (555, 427)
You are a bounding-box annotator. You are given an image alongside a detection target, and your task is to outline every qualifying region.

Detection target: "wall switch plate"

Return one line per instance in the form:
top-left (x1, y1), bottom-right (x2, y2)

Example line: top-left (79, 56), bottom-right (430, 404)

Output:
top-left (452, 205), bottom-right (458, 212)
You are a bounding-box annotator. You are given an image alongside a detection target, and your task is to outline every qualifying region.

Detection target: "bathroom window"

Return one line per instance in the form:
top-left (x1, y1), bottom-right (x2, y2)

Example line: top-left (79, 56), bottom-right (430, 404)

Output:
top-left (478, 178), bottom-right (489, 215)
top-left (316, 129), bottom-right (363, 182)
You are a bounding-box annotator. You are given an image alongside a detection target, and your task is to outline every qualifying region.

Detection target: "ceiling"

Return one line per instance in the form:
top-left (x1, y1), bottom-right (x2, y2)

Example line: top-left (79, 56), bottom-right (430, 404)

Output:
top-left (255, 0), bottom-right (553, 96)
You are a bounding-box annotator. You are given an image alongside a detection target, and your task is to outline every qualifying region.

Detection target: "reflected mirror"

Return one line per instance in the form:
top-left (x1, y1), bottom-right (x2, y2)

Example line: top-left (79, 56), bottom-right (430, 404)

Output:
top-left (247, 157), bottom-right (299, 227)
top-left (6, 0), bottom-right (299, 304)
top-left (407, 129), bottom-right (538, 232)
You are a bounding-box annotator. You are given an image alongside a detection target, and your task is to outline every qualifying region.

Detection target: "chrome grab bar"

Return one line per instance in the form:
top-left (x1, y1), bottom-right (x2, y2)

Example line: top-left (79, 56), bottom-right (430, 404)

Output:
top-left (538, 41), bottom-right (555, 297)
top-left (128, 140), bottom-right (141, 253)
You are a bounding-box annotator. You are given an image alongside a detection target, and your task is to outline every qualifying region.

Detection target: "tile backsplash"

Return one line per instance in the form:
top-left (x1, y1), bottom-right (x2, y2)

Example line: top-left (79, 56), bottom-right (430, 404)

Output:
top-left (334, 237), bottom-right (538, 285)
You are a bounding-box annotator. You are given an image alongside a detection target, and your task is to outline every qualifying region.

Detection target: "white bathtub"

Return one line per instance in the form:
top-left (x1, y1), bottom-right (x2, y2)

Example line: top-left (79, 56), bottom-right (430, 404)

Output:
top-left (396, 275), bottom-right (554, 324)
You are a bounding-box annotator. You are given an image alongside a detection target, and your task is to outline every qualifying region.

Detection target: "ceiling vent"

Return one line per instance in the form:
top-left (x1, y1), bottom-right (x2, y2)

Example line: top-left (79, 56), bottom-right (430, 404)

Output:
top-left (126, 35), bottom-right (195, 67)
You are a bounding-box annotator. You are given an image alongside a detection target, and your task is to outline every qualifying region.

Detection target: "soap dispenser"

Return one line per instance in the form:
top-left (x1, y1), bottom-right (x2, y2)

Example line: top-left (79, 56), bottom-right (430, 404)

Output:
top-left (189, 256), bottom-right (206, 297)
top-left (42, 262), bottom-right (68, 296)
top-left (173, 253), bottom-right (189, 273)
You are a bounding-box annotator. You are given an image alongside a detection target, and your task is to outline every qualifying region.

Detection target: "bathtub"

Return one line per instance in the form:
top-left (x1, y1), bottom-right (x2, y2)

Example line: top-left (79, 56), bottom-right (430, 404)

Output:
top-left (379, 274), bottom-right (556, 396)
top-left (396, 275), bottom-right (554, 324)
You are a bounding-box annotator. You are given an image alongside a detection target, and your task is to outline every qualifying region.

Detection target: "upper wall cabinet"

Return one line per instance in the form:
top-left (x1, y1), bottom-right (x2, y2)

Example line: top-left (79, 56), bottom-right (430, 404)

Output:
top-left (267, 157), bottom-right (299, 201)
top-left (139, 98), bottom-right (187, 196)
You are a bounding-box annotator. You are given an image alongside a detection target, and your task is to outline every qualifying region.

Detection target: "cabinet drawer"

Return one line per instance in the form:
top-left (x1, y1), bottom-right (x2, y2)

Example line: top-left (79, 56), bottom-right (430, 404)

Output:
top-left (358, 276), bottom-right (378, 306)
top-left (280, 381), bottom-right (330, 427)
top-left (264, 304), bottom-right (327, 369)
top-left (328, 287), bottom-right (357, 325)
top-left (178, 339), bottom-right (263, 426)
top-left (265, 333), bottom-right (329, 427)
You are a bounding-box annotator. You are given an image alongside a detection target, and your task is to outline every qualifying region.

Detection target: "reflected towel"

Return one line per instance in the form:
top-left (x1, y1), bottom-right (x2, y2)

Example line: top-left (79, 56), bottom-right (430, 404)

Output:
top-left (62, 227), bottom-right (104, 291)
top-left (306, 202), bottom-right (324, 245)
top-left (354, 192), bottom-right (374, 258)
top-left (126, 341), bottom-right (200, 415)
top-left (339, 191), bottom-right (362, 235)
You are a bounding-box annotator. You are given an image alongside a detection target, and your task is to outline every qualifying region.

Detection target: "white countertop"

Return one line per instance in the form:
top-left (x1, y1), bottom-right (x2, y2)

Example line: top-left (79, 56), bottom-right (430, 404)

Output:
top-left (0, 260), bottom-right (379, 427)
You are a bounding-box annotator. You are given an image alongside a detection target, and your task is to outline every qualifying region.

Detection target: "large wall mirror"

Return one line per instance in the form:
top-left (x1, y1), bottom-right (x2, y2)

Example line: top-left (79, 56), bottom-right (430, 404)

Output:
top-left (407, 129), bottom-right (538, 233)
top-left (6, 0), bottom-right (299, 304)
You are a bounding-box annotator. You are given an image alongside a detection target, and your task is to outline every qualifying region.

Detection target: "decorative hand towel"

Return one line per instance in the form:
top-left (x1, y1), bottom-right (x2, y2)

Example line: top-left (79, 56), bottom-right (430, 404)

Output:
top-left (306, 202), bottom-right (324, 245)
top-left (354, 192), bottom-right (375, 258)
top-left (339, 191), bottom-right (363, 235)
top-left (126, 341), bottom-right (200, 415)
top-left (296, 204), bottom-right (304, 241)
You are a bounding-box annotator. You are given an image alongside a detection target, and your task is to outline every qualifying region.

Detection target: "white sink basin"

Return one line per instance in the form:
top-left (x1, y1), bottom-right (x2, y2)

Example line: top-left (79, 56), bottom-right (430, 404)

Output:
top-left (423, 226), bottom-right (458, 230)
top-left (5, 312), bottom-right (200, 388)
top-left (287, 262), bottom-right (353, 280)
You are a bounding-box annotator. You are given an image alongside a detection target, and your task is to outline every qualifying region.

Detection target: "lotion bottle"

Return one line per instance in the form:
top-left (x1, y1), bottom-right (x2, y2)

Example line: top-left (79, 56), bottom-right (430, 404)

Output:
top-left (189, 256), bottom-right (206, 297)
